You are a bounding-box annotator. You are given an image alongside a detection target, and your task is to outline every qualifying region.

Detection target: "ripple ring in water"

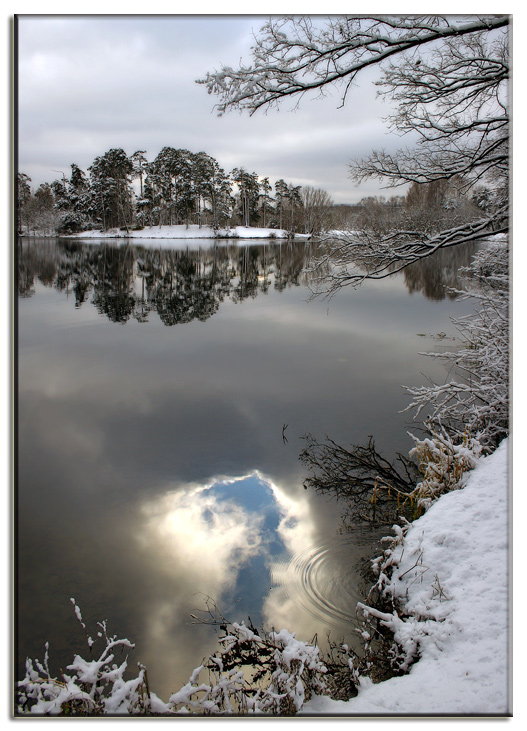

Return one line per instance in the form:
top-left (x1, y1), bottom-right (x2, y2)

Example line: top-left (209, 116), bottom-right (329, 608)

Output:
top-left (271, 536), bottom-right (365, 630)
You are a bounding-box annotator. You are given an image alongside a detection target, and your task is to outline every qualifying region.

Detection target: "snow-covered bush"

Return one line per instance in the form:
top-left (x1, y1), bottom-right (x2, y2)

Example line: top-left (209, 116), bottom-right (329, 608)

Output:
top-left (404, 240), bottom-right (509, 452)
top-left (407, 425), bottom-right (482, 513)
top-left (356, 521), bottom-right (429, 674)
top-left (17, 603), bottom-right (330, 716)
top-left (17, 601), bottom-right (153, 715)
top-left (352, 520), bottom-right (419, 674)
top-left (355, 426), bottom-right (482, 673)
top-left (161, 623), bottom-right (328, 715)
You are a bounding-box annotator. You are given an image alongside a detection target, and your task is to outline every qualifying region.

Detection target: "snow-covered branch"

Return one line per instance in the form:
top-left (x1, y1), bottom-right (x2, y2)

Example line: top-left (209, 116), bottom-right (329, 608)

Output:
top-left (200, 15), bottom-right (509, 264)
top-left (403, 241), bottom-right (509, 451)
top-left (198, 16), bottom-right (508, 116)
top-left (305, 223), bottom-right (507, 296)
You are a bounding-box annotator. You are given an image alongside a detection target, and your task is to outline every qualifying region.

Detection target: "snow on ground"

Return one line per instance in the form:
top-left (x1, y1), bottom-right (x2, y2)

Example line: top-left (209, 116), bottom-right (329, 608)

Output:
top-left (303, 439), bottom-right (510, 716)
top-left (67, 224), bottom-right (309, 241)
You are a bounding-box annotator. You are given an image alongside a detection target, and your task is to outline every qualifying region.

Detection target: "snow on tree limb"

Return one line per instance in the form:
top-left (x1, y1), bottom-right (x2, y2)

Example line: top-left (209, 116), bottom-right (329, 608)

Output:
top-left (198, 16), bottom-right (508, 116)
top-left (199, 15), bottom-right (509, 272)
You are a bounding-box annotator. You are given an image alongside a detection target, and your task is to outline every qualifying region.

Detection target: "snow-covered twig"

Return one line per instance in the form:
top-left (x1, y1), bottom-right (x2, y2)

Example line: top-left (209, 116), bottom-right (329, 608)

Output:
top-left (404, 241), bottom-right (509, 452)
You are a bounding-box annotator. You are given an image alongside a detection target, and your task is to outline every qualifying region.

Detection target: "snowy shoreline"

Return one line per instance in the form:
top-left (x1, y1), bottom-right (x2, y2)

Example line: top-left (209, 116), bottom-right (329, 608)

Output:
top-left (42, 224), bottom-right (312, 241)
top-left (15, 441), bottom-right (511, 716)
top-left (303, 439), bottom-right (510, 716)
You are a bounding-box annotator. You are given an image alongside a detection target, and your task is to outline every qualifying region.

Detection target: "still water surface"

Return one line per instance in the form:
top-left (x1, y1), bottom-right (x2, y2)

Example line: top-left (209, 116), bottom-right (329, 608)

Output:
top-left (17, 237), bottom-right (476, 700)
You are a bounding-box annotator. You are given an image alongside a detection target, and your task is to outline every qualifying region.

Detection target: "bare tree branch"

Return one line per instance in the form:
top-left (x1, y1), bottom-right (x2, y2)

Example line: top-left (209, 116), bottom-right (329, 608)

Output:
top-left (198, 16), bottom-right (508, 116)
top-left (200, 15), bottom-right (509, 283)
top-left (305, 215), bottom-right (507, 294)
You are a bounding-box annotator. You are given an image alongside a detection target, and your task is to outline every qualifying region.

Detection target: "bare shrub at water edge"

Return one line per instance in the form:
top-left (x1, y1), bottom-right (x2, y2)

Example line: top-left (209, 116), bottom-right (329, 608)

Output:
top-left (300, 434), bottom-right (421, 525)
top-left (300, 423), bottom-right (481, 525)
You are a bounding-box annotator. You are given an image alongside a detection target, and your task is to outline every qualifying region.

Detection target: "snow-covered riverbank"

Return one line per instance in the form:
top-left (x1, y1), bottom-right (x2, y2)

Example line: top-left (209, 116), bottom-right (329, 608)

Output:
top-left (15, 441), bottom-right (511, 717)
top-left (62, 224), bottom-right (309, 241)
top-left (303, 439), bottom-right (510, 716)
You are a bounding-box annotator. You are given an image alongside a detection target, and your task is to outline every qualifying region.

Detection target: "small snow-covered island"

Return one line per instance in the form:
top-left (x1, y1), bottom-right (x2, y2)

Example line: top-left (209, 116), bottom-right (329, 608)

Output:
top-left (16, 14), bottom-right (510, 718)
top-left (66, 224), bottom-right (311, 242)
top-left (18, 147), bottom-right (327, 243)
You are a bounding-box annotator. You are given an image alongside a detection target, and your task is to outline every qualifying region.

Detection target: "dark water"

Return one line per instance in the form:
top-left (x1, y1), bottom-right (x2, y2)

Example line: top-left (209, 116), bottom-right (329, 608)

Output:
top-left (16, 237), bottom-right (476, 702)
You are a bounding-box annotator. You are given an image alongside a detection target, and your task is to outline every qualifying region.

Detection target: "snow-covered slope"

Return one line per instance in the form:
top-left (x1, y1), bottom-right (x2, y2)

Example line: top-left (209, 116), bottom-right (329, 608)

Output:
top-left (304, 439), bottom-right (510, 716)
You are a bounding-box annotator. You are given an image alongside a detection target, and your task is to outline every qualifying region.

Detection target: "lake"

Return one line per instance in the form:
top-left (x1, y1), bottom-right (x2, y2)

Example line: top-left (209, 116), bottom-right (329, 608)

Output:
top-left (16, 236), bottom-right (476, 702)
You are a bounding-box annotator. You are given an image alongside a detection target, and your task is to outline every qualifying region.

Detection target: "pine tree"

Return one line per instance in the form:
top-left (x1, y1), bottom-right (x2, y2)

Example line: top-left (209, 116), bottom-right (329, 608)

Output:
top-left (88, 149), bottom-right (134, 230)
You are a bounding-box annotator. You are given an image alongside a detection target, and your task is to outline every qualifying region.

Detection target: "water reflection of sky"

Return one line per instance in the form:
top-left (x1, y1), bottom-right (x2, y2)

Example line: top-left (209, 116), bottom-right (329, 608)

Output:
top-left (17, 239), bottom-right (478, 703)
top-left (139, 474), bottom-right (284, 621)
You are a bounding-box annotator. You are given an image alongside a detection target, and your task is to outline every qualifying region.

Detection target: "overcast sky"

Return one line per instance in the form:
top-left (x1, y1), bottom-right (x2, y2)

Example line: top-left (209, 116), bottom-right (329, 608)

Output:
top-left (16, 14), bottom-right (414, 205)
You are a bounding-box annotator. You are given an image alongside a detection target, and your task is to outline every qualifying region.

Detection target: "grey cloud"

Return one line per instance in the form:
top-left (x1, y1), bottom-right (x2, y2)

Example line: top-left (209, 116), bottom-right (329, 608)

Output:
top-left (18, 15), bottom-right (409, 203)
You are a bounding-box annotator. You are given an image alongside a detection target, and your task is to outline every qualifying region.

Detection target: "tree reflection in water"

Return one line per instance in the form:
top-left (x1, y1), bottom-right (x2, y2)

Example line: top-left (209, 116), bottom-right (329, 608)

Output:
top-left (17, 237), bottom-right (478, 324)
top-left (402, 242), bottom-right (477, 301)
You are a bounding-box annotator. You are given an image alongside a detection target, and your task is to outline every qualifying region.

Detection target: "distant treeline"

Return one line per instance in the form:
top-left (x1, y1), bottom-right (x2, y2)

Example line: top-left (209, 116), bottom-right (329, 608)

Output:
top-left (17, 147), bottom-right (488, 237)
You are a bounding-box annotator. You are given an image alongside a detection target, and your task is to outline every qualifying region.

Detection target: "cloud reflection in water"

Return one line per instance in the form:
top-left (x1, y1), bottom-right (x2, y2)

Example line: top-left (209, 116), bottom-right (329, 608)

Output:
top-left (136, 470), bottom-right (367, 698)
top-left (137, 472), bottom-right (313, 618)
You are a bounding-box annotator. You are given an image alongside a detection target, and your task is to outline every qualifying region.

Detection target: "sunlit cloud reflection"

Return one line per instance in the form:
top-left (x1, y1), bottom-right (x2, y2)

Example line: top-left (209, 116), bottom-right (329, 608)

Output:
top-left (138, 478), bottom-right (266, 601)
top-left (135, 466), bottom-right (361, 695)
